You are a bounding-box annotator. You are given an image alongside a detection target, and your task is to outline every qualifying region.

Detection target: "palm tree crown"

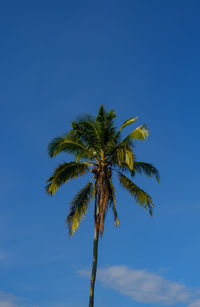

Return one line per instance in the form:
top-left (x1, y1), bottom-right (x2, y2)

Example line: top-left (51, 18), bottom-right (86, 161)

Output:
top-left (46, 105), bottom-right (159, 306)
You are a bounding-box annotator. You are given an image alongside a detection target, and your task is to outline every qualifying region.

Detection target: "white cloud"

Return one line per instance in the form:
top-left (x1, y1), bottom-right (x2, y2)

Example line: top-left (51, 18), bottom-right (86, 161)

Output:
top-left (98, 266), bottom-right (192, 305)
top-left (79, 265), bottom-right (200, 306)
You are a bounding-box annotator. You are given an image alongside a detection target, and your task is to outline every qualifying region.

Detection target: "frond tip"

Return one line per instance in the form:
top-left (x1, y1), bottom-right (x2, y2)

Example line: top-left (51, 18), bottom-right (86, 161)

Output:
top-left (66, 182), bottom-right (94, 237)
top-left (133, 162), bottom-right (160, 183)
top-left (119, 172), bottom-right (154, 216)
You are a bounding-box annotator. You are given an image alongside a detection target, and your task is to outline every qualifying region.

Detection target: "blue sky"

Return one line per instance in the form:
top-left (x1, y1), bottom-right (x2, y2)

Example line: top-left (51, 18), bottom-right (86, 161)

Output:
top-left (1, 0), bottom-right (200, 306)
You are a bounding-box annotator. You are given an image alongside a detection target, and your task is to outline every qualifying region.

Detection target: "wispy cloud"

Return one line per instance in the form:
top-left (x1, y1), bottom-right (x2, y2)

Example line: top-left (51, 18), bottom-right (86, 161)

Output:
top-left (188, 299), bottom-right (200, 307)
top-left (0, 303), bottom-right (18, 307)
top-left (79, 265), bottom-right (200, 306)
top-left (0, 290), bottom-right (39, 307)
top-left (0, 291), bottom-right (20, 307)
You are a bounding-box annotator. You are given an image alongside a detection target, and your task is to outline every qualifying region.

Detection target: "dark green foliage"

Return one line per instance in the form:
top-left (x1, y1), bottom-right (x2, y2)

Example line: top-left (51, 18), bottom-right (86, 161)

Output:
top-left (48, 135), bottom-right (91, 159)
top-left (119, 172), bottom-right (154, 216)
top-left (46, 162), bottom-right (90, 195)
top-left (46, 104), bottom-right (159, 234)
top-left (66, 182), bottom-right (94, 236)
top-left (133, 162), bottom-right (160, 183)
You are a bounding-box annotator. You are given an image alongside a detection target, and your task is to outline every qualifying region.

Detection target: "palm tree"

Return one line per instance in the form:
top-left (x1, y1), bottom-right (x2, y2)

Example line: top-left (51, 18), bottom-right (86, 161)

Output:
top-left (46, 105), bottom-right (159, 307)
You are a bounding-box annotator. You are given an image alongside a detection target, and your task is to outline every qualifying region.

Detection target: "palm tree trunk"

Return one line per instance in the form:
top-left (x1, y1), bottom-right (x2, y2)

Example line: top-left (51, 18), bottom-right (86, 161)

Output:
top-left (89, 224), bottom-right (99, 307)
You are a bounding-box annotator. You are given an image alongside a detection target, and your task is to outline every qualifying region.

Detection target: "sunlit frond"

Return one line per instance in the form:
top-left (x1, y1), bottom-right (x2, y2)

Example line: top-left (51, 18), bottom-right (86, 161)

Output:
top-left (46, 162), bottom-right (90, 195)
top-left (66, 182), bottom-right (95, 236)
top-left (119, 116), bottom-right (138, 132)
top-left (111, 140), bottom-right (134, 171)
top-left (127, 124), bottom-right (149, 141)
top-left (118, 172), bottom-right (154, 215)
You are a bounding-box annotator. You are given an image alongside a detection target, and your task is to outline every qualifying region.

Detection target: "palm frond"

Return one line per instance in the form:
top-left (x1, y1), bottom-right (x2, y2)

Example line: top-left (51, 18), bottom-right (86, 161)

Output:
top-left (71, 119), bottom-right (100, 152)
top-left (48, 135), bottom-right (92, 159)
top-left (108, 180), bottom-right (119, 226)
top-left (95, 105), bottom-right (117, 151)
top-left (74, 149), bottom-right (95, 162)
top-left (46, 162), bottom-right (90, 195)
top-left (127, 124), bottom-right (149, 141)
top-left (132, 162), bottom-right (160, 183)
top-left (106, 109), bottom-right (116, 122)
top-left (111, 140), bottom-right (134, 171)
top-left (66, 182), bottom-right (95, 236)
top-left (119, 116), bottom-right (138, 132)
top-left (115, 147), bottom-right (134, 171)
top-left (118, 172), bottom-right (154, 215)
top-left (96, 105), bottom-right (116, 123)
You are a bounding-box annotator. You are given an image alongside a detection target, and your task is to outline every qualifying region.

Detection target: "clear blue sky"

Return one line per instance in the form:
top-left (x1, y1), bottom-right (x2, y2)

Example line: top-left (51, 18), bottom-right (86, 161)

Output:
top-left (1, 1), bottom-right (200, 306)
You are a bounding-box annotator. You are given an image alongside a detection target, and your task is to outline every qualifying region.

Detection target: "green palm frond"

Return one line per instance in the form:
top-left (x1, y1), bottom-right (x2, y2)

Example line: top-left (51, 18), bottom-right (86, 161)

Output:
top-left (74, 149), bottom-right (95, 162)
top-left (66, 182), bottom-right (95, 236)
top-left (95, 105), bottom-right (117, 150)
top-left (48, 135), bottom-right (92, 159)
top-left (46, 105), bottom-right (159, 237)
top-left (127, 124), bottom-right (149, 141)
top-left (118, 172), bottom-right (154, 215)
top-left (48, 136), bottom-right (65, 157)
top-left (111, 139), bottom-right (134, 171)
top-left (46, 162), bottom-right (90, 195)
top-left (132, 162), bottom-right (160, 183)
top-left (115, 147), bottom-right (134, 171)
top-left (108, 180), bottom-right (119, 227)
top-left (71, 119), bottom-right (100, 152)
top-left (119, 116), bottom-right (138, 132)
top-left (96, 105), bottom-right (116, 123)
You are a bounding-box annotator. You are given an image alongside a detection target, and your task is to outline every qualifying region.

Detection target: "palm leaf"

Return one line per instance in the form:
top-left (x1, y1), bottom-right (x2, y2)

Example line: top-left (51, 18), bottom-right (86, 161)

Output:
top-left (127, 124), bottom-right (149, 141)
top-left (133, 162), bottom-right (160, 183)
top-left (108, 180), bottom-right (119, 226)
top-left (119, 116), bottom-right (138, 132)
top-left (75, 149), bottom-right (96, 162)
top-left (46, 162), bottom-right (90, 195)
top-left (66, 182), bottom-right (95, 236)
top-left (71, 119), bottom-right (100, 152)
top-left (118, 172), bottom-right (154, 215)
top-left (111, 140), bottom-right (134, 171)
top-left (95, 105), bottom-right (117, 150)
top-left (48, 135), bottom-right (91, 159)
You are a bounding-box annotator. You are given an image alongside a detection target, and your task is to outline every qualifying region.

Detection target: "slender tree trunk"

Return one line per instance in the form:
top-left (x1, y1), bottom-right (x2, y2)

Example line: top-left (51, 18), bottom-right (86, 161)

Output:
top-left (89, 224), bottom-right (99, 307)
